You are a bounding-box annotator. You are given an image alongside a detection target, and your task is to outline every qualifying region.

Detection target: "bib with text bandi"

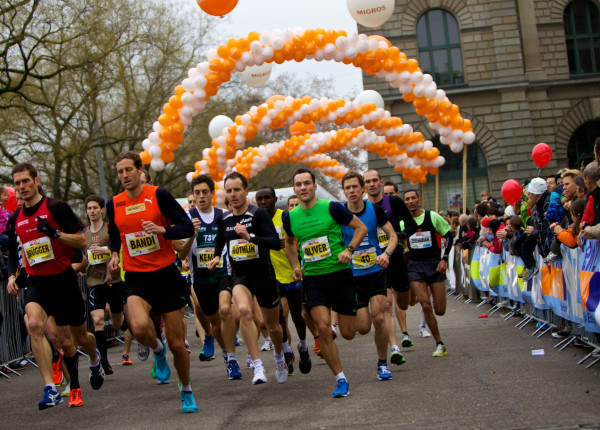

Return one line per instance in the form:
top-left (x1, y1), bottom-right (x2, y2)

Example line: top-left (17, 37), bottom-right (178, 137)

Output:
top-left (87, 246), bottom-right (109, 266)
top-left (24, 236), bottom-right (55, 266)
top-left (377, 228), bottom-right (389, 249)
top-left (409, 231), bottom-right (432, 249)
top-left (193, 247), bottom-right (223, 268)
top-left (352, 246), bottom-right (377, 270)
top-left (230, 239), bottom-right (259, 261)
top-left (301, 236), bottom-right (332, 262)
top-left (125, 231), bottom-right (160, 257)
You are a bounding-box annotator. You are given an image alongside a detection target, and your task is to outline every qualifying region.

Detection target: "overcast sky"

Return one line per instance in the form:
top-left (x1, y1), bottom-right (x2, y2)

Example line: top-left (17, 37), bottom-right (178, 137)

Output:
top-left (179, 0), bottom-right (364, 96)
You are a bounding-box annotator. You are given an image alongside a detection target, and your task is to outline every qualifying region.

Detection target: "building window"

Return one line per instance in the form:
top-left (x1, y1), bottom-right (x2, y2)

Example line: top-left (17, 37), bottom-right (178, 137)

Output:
top-left (567, 120), bottom-right (600, 168)
top-left (564, 0), bottom-right (600, 76)
top-left (417, 9), bottom-right (464, 86)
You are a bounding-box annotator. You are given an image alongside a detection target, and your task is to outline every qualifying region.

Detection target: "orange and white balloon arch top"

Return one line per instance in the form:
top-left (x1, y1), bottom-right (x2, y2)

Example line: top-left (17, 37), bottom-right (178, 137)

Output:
top-left (140, 28), bottom-right (475, 171)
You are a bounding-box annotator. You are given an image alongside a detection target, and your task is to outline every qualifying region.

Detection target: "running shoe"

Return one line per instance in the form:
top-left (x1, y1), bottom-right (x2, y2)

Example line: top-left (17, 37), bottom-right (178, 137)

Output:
top-left (297, 344), bottom-right (312, 374)
top-left (89, 350), bottom-right (105, 390)
top-left (261, 339), bottom-right (274, 351)
top-left (518, 268), bottom-right (527, 279)
top-left (153, 339), bottom-right (171, 383)
top-left (235, 334), bottom-right (243, 346)
top-left (122, 354), bottom-right (133, 366)
top-left (52, 350), bottom-right (63, 386)
top-left (61, 381), bottom-right (70, 398)
top-left (332, 378), bottom-right (349, 398)
top-left (226, 360), bottom-right (243, 380)
top-left (377, 364), bottom-right (392, 381)
top-left (523, 266), bottom-right (539, 282)
top-left (419, 326), bottom-right (432, 338)
top-left (101, 358), bottom-right (114, 376)
top-left (199, 335), bottom-right (215, 361)
top-left (68, 388), bottom-right (83, 407)
top-left (390, 346), bottom-right (406, 366)
top-left (246, 353), bottom-right (254, 369)
top-left (314, 338), bottom-right (323, 359)
top-left (185, 340), bottom-right (191, 354)
top-left (181, 391), bottom-right (198, 414)
top-left (284, 351), bottom-right (295, 376)
top-left (137, 343), bottom-right (150, 361)
top-left (544, 252), bottom-right (561, 263)
top-left (252, 363), bottom-right (267, 385)
top-left (151, 363), bottom-right (156, 379)
top-left (275, 359), bottom-right (288, 384)
top-left (432, 343), bottom-right (447, 357)
top-left (331, 325), bottom-right (338, 339)
top-left (38, 386), bottom-right (63, 410)
top-left (401, 334), bottom-right (414, 348)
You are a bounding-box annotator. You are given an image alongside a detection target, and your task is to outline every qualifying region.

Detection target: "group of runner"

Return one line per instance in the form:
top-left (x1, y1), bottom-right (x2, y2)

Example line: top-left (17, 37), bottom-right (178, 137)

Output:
top-left (5, 152), bottom-right (452, 412)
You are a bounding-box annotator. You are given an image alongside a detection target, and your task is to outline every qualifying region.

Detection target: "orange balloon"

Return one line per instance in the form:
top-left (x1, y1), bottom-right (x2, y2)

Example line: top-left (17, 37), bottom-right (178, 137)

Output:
top-left (290, 121), bottom-right (316, 137)
top-left (140, 151), bottom-right (151, 165)
top-left (197, 0), bottom-right (238, 17)
top-left (266, 94), bottom-right (285, 104)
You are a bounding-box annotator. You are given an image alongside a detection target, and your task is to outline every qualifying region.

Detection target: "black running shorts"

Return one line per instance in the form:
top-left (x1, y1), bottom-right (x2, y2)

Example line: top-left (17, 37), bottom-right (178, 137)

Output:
top-left (193, 276), bottom-right (232, 316)
top-left (89, 282), bottom-right (124, 314)
top-left (355, 269), bottom-right (387, 309)
top-left (124, 264), bottom-right (189, 314)
top-left (303, 268), bottom-right (357, 316)
top-left (407, 258), bottom-right (447, 285)
top-left (385, 251), bottom-right (410, 292)
top-left (231, 276), bottom-right (280, 309)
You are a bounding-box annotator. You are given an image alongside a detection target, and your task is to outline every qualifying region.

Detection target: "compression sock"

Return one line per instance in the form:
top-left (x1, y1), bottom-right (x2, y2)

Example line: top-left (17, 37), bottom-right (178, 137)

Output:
top-left (64, 354), bottom-right (80, 390)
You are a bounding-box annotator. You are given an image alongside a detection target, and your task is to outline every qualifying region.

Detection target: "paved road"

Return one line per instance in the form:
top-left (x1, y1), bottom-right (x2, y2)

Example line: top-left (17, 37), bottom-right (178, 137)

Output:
top-left (2, 297), bottom-right (600, 429)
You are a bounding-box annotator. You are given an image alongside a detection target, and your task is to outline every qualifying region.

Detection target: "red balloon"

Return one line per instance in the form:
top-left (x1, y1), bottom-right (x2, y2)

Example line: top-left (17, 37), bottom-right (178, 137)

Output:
top-left (501, 179), bottom-right (522, 206)
top-left (532, 142), bottom-right (552, 168)
top-left (3, 186), bottom-right (17, 212)
top-left (197, 0), bottom-right (238, 17)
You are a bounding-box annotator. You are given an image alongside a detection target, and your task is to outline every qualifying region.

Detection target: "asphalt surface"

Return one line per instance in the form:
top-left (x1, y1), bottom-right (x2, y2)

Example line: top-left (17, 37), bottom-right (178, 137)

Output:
top-left (2, 296), bottom-right (600, 430)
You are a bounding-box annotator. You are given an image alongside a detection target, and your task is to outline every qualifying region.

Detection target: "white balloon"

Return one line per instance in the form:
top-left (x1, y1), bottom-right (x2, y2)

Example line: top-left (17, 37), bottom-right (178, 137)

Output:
top-left (347, 0), bottom-right (395, 28)
top-left (356, 90), bottom-right (384, 109)
top-left (238, 63), bottom-right (273, 89)
top-left (208, 115), bottom-right (234, 139)
top-left (186, 172), bottom-right (194, 183)
top-left (152, 121), bottom-right (161, 133)
top-left (463, 131), bottom-right (476, 144)
top-left (150, 158), bottom-right (165, 171)
top-left (142, 139), bottom-right (151, 150)
top-left (148, 132), bottom-right (160, 145)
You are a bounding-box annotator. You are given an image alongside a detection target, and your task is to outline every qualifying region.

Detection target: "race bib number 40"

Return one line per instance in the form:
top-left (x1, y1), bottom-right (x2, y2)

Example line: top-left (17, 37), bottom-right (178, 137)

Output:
top-left (230, 239), bottom-right (259, 261)
top-left (24, 236), bottom-right (55, 266)
top-left (87, 246), bottom-right (109, 266)
top-left (353, 247), bottom-right (377, 270)
top-left (409, 231), bottom-right (432, 249)
top-left (125, 231), bottom-right (160, 257)
top-left (194, 247), bottom-right (223, 268)
top-left (301, 236), bottom-right (331, 262)
top-left (376, 228), bottom-right (389, 249)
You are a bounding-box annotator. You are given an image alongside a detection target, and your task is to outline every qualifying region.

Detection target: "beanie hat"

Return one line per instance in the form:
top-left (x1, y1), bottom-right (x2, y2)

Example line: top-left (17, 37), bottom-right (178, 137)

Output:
top-left (527, 177), bottom-right (547, 195)
top-left (481, 217), bottom-right (491, 228)
top-left (490, 219), bottom-right (502, 234)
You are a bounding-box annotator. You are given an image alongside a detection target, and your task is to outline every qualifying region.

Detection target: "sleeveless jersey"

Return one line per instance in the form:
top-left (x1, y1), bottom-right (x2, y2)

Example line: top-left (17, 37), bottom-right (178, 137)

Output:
top-left (406, 210), bottom-right (442, 260)
top-left (270, 209), bottom-right (294, 284)
top-left (16, 198), bottom-right (73, 276)
top-left (190, 207), bottom-right (227, 284)
top-left (341, 201), bottom-right (383, 277)
top-left (376, 194), bottom-right (402, 253)
top-left (112, 186), bottom-right (175, 272)
top-left (84, 223), bottom-right (120, 286)
top-left (288, 199), bottom-right (349, 276)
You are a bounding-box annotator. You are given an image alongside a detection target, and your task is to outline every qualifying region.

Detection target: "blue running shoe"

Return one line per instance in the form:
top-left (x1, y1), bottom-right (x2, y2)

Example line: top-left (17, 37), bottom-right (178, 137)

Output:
top-left (199, 335), bottom-right (215, 361)
top-left (153, 339), bottom-right (171, 383)
top-left (89, 349), bottom-right (105, 390)
top-left (332, 378), bottom-right (349, 397)
top-left (181, 391), bottom-right (198, 414)
top-left (235, 334), bottom-right (242, 346)
top-left (226, 360), bottom-right (242, 380)
top-left (38, 386), bottom-right (63, 410)
top-left (377, 364), bottom-right (392, 381)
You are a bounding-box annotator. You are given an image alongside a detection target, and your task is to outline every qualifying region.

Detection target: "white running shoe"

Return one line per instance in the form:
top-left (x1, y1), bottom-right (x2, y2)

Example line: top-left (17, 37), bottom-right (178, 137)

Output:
top-left (252, 364), bottom-right (267, 385)
top-left (275, 359), bottom-right (288, 384)
top-left (246, 353), bottom-right (254, 369)
top-left (260, 339), bottom-right (274, 351)
top-left (419, 326), bottom-right (432, 338)
top-left (432, 343), bottom-right (447, 357)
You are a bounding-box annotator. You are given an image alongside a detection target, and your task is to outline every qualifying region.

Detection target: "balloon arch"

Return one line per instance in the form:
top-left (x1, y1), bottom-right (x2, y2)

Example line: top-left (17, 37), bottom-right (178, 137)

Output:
top-left (139, 28), bottom-right (476, 202)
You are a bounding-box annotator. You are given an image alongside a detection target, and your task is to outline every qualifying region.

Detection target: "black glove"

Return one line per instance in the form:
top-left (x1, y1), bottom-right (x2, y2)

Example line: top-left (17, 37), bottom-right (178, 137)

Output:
top-left (36, 217), bottom-right (59, 239)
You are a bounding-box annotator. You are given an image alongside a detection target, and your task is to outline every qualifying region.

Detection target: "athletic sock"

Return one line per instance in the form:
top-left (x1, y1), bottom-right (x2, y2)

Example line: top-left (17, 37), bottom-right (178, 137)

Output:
top-left (437, 341), bottom-right (444, 345)
top-left (89, 352), bottom-right (100, 368)
top-left (227, 353), bottom-right (236, 362)
top-left (378, 360), bottom-right (387, 366)
top-left (153, 338), bottom-right (164, 354)
top-left (181, 383), bottom-right (192, 392)
top-left (420, 309), bottom-right (426, 327)
top-left (253, 359), bottom-right (263, 368)
top-left (335, 372), bottom-right (346, 382)
top-left (274, 351), bottom-right (284, 362)
top-left (120, 319), bottom-right (129, 331)
top-left (403, 331), bottom-right (409, 336)
top-left (45, 383), bottom-right (57, 391)
top-left (298, 339), bottom-right (307, 351)
top-left (64, 354), bottom-right (80, 390)
top-left (94, 330), bottom-right (107, 361)
top-left (49, 341), bottom-right (60, 363)
top-left (282, 341), bottom-right (293, 354)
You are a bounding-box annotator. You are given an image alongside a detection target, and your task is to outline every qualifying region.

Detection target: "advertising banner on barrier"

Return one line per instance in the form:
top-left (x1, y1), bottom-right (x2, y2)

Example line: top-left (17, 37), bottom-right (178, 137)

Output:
top-left (541, 247), bottom-right (584, 324)
top-left (504, 250), bottom-right (525, 303)
top-left (579, 239), bottom-right (600, 333)
top-left (470, 246), bottom-right (486, 292)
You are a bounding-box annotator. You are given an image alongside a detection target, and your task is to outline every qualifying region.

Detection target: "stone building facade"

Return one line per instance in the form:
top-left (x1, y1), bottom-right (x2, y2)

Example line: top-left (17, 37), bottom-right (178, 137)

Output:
top-left (362, 0), bottom-right (600, 211)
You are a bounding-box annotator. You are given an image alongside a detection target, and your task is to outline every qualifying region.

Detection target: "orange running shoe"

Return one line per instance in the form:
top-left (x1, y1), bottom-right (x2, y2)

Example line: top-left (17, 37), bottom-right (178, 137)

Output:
top-left (122, 354), bottom-right (133, 366)
top-left (52, 350), bottom-right (64, 386)
top-left (69, 388), bottom-right (83, 407)
top-left (314, 338), bottom-right (323, 359)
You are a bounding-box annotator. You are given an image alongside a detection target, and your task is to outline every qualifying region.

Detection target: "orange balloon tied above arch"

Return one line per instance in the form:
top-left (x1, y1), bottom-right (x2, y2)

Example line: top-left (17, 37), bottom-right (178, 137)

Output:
top-left (290, 121), bottom-right (316, 137)
top-left (197, 0), bottom-right (238, 17)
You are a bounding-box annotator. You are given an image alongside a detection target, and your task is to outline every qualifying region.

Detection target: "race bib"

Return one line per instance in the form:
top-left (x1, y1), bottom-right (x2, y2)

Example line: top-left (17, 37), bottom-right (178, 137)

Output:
top-left (125, 231), bottom-right (160, 257)
top-left (24, 236), bottom-right (55, 266)
top-left (377, 228), bottom-right (389, 249)
top-left (194, 247), bottom-right (223, 268)
top-left (87, 246), bottom-right (109, 266)
top-left (353, 247), bottom-right (377, 270)
top-left (230, 239), bottom-right (259, 261)
top-left (409, 231), bottom-right (432, 249)
top-left (301, 236), bottom-right (331, 262)
top-left (275, 226), bottom-right (283, 240)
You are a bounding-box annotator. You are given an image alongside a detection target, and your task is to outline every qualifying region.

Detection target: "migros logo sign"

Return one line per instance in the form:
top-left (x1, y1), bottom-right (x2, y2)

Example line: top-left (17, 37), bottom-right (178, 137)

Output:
top-left (356, 5), bottom-right (386, 15)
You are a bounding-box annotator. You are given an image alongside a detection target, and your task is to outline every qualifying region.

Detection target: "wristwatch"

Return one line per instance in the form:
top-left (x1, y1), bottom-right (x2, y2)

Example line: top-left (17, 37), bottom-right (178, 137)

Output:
top-left (385, 250), bottom-right (393, 257)
top-left (55, 230), bottom-right (62, 239)
top-left (346, 245), bottom-right (355, 252)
